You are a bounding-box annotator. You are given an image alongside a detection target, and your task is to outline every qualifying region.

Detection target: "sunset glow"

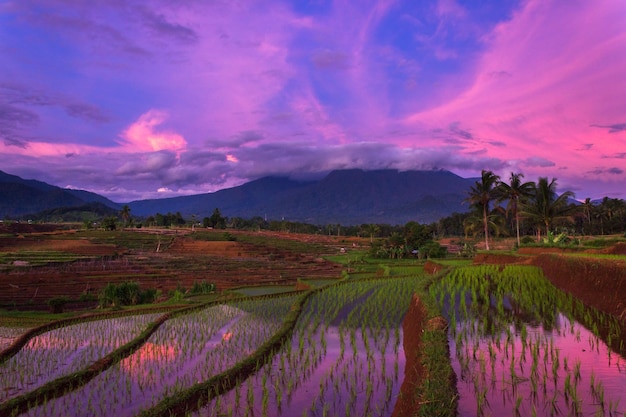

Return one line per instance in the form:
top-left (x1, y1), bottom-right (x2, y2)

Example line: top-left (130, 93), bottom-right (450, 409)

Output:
top-left (1, 0), bottom-right (625, 201)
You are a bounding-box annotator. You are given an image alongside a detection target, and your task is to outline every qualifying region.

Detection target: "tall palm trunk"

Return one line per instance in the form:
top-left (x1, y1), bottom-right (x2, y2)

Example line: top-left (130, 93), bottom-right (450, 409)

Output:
top-left (483, 204), bottom-right (490, 250)
top-left (515, 211), bottom-right (521, 247)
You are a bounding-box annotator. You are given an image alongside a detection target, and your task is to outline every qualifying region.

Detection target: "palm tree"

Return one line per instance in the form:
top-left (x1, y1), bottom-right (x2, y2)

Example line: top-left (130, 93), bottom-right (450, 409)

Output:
top-left (495, 172), bottom-right (534, 247)
top-left (120, 205), bottom-right (131, 228)
top-left (581, 197), bottom-right (594, 235)
top-left (464, 170), bottom-right (500, 250)
top-left (362, 224), bottom-right (380, 242)
top-left (521, 177), bottom-right (575, 240)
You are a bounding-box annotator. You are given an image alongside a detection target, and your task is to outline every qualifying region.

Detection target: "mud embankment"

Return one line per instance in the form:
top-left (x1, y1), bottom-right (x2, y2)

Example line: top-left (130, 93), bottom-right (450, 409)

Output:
top-left (392, 294), bottom-right (428, 417)
top-left (530, 254), bottom-right (626, 321)
top-left (474, 250), bottom-right (626, 322)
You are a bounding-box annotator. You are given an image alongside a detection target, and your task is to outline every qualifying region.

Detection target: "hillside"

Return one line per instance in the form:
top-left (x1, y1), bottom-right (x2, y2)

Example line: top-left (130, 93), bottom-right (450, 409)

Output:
top-left (127, 169), bottom-right (476, 225)
top-left (1, 169), bottom-right (476, 225)
top-left (0, 171), bottom-right (120, 218)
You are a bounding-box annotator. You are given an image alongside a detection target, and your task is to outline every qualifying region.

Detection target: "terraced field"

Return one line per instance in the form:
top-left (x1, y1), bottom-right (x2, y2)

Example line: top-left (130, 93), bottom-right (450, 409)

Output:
top-left (0, 226), bottom-right (343, 310)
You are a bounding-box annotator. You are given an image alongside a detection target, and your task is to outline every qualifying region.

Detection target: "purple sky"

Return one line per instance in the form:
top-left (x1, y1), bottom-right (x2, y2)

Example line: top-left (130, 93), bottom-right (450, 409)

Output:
top-left (1, 0), bottom-right (625, 202)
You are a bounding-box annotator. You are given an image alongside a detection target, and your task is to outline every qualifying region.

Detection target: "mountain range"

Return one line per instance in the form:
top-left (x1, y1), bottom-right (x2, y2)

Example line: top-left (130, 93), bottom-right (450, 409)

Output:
top-left (0, 169), bottom-right (477, 225)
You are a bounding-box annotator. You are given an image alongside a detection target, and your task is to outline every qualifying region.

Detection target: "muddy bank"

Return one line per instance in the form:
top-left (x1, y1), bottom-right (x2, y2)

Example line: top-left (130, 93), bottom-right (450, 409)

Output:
top-left (392, 294), bottom-right (428, 417)
top-left (473, 250), bottom-right (626, 322)
top-left (530, 254), bottom-right (626, 321)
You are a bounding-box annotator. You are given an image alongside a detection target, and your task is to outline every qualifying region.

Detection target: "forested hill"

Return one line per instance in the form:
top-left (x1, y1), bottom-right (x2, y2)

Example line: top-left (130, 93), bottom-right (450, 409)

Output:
top-left (127, 169), bottom-right (477, 225)
top-left (1, 169), bottom-right (476, 225)
top-left (0, 170), bottom-right (120, 217)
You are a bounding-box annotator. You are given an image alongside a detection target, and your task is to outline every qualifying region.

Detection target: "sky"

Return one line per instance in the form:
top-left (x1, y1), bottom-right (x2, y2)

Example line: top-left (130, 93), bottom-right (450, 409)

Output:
top-left (1, 0), bottom-right (625, 203)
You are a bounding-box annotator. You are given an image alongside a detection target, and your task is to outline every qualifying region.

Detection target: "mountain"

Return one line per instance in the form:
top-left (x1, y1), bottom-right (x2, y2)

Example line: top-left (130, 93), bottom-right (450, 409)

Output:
top-left (0, 170), bottom-right (120, 218)
top-left (0, 169), bottom-right (476, 225)
top-left (128, 169), bottom-right (477, 225)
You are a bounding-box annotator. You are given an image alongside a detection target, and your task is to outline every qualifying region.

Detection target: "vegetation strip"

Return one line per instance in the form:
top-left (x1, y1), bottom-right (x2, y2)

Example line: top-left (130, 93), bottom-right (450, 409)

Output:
top-left (137, 291), bottom-right (314, 417)
top-left (416, 266), bottom-right (458, 417)
top-left (0, 290), bottom-right (307, 417)
top-left (0, 305), bottom-right (188, 365)
top-left (0, 313), bottom-right (170, 417)
top-left (431, 264), bottom-right (625, 416)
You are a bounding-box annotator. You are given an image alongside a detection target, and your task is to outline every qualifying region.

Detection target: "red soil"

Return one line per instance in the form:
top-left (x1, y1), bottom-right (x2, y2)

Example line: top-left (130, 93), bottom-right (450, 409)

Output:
top-left (473, 248), bottom-right (626, 322)
top-left (392, 294), bottom-right (428, 417)
top-left (0, 231), bottom-right (343, 309)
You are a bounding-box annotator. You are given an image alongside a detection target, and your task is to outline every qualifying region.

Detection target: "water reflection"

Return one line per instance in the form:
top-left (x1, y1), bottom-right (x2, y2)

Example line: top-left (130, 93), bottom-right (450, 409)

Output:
top-left (451, 313), bottom-right (626, 416)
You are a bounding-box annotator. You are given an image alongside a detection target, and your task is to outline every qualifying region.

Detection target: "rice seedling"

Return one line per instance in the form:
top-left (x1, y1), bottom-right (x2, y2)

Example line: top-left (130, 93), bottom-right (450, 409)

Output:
top-left (196, 276), bottom-right (421, 417)
top-left (432, 265), bottom-right (626, 417)
top-left (19, 295), bottom-right (297, 417)
top-left (0, 313), bottom-right (160, 402)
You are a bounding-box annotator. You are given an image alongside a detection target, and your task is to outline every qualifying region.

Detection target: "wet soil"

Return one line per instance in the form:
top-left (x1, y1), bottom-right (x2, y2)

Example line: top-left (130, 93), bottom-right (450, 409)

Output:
top-left (473, 247), bottom-right (626, 322)
top-left (392, 294), bottom-right (428, 417)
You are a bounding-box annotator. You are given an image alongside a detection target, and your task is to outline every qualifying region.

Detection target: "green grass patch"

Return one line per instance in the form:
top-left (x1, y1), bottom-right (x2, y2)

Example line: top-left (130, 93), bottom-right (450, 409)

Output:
top-left (0, 251), bottom-right (89, 266)
top-left (297, 278), bottom-right (341, 288)
top-left (324, 250), bottom-right (368, 264)
top-left (581, 237), bottom-right (626, 248)
top-left (74, 230), bottom-right (175, 250)
top-left (188, 231), bottom-right (235, 241)
top-left (429, 258), bottom-right (473, 267)
top-left (235, 233), bottom-right (329, 255)
top-left (228, 285), bottom-right (296, 296)
top-left (562, 253), bottom-right (626, 260)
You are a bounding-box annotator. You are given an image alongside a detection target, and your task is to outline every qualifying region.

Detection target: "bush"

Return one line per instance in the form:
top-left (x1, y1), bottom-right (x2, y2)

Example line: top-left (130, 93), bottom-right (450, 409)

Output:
top-left (583, 238), bottom-right (623, 248)
top-left (99, 282), bottom-right (157, 308)
top-left (168, 290), bottom-right (185, 303)
top-left (458, 240), bottom-right (476, 258)
top-left (47, 297), bottom-right (70, 314)
top-left (420, 241), bottom-right (447, 259)
top-left (190, 280), bottom-right (216, 294)
top-left (520, 235), bottom-right (535, 245)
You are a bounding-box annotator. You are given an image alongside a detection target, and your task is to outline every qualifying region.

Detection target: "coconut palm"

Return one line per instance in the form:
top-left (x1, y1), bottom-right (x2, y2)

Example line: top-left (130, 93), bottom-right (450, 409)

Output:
top-left (464, 170), bottom-right (500, 250)
top-left (495, 172), bottom-right (534, 247)
top-left (120, 205), bottom-right (131, 227)
top-left (361, 223), bottom-right (380, 242)
top-left (581, 197), bottom-right (594, 234)
top-left (521, 177), bottom-right (575, 240)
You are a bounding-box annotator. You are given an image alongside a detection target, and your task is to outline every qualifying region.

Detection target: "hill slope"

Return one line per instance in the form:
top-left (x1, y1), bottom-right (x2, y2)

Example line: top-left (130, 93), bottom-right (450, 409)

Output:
top-left (1, 169), bottom-right (475, 225)
top-left (0, 170), bottom-right (120, 217)
top-left (128, 169), bottom-right (475, 224)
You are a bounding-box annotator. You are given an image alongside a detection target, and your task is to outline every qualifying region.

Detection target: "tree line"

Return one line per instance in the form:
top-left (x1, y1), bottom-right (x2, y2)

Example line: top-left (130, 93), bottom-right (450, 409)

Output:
top-left (85, 171), bottom-right (626, 256)
top-left (461, 170), bottom-right (626, 249)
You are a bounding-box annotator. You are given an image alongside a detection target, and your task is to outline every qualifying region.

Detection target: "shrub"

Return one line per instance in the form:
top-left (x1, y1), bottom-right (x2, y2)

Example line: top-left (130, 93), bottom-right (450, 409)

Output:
top-left (458, 240), bottom-right (476, 258)
top-left (99, 281), bottom-right (157, 308)
top-left (47, 297), bottom-right (70, 314)
top-left (168, 290), bottom-right (185, 303)
top-left (420, 241), bottom-right (447, 259)
top-left (520, 235), bottom-right (535, 245)
top-left (190, 280), bottom-right (216, 294)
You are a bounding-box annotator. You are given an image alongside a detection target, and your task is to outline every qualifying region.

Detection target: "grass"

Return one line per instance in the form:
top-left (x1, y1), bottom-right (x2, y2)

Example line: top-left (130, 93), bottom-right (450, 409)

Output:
top-left (296, 278), bottom-right (341, 288)
top-left (235, 233), bottom-right (330, 255)
top-left (0, 228), bottom-right (460, 417)
top-left (561, 253), bottom-right (626, 260)
top-left (0, 250), bottom-right (90, 266)
top-left (430, 259), bottom-right (474, 267)
top-left (229, 286), bottom-right (297, 296)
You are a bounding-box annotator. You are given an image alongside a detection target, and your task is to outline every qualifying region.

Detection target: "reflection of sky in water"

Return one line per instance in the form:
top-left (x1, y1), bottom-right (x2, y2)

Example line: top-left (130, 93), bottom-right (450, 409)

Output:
top-left (199, 324), bottom-right (405, 417)
top-left (0, 314), bottom-right (159, 403)
top-left (452, 313), bottom-right (626, 417)
top-left (21, 301), bottom-right (291, 417)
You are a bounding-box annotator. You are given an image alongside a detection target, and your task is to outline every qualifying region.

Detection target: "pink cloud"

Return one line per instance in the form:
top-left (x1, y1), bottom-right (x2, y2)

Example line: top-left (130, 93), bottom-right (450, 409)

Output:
top-left (119, 110), bottom-right (186, 152)
top-left (404, 0), bottom-right (626, 195)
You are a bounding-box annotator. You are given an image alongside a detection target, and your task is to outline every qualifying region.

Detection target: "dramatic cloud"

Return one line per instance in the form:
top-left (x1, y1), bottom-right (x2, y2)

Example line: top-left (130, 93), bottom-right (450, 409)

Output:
top-left (0, 0), bottom-right (625, 201)
top-left (119, 110), bottom-right (187, 152)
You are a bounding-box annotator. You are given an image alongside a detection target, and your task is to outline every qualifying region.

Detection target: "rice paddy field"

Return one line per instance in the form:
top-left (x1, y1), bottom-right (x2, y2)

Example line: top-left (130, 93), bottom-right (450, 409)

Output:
top-left (0, 279), bottom-right (423, 417)
top-left (1, 226), bottom-right (625, 416)
top-left (431, 265), bottom-right (626, 417)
